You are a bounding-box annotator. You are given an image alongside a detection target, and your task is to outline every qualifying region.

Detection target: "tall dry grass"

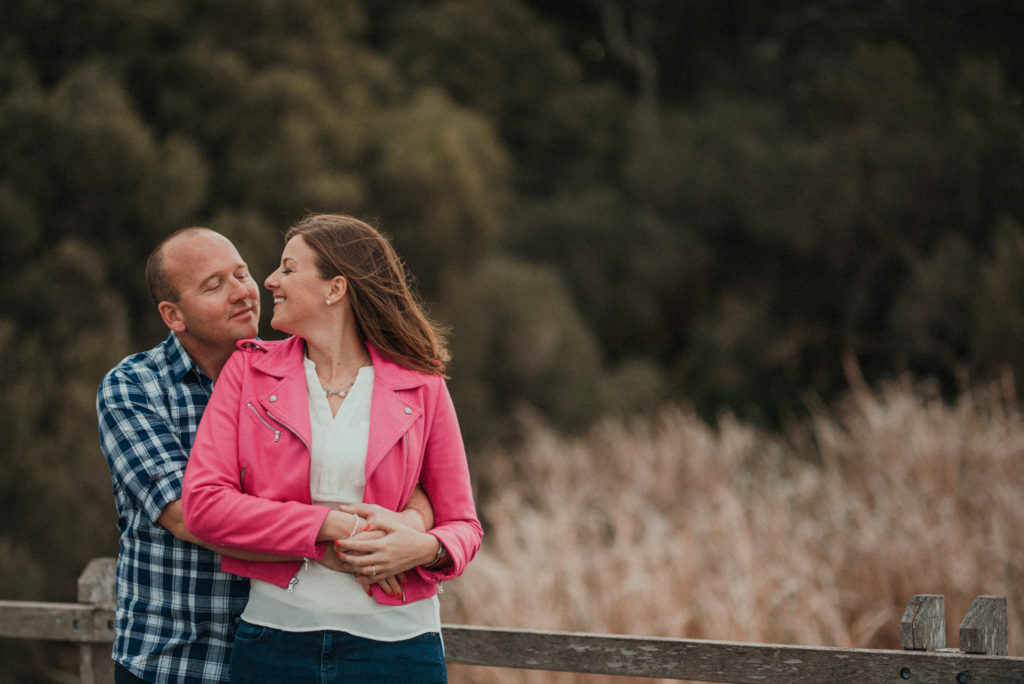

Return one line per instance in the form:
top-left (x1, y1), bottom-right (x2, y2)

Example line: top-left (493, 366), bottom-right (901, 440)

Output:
top-left (441, 377), bottom-right (1024, 682)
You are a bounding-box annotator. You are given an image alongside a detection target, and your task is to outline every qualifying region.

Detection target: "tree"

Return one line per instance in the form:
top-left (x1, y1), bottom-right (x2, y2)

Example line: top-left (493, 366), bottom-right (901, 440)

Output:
top-left (441, 256), bottom-right (609, 446)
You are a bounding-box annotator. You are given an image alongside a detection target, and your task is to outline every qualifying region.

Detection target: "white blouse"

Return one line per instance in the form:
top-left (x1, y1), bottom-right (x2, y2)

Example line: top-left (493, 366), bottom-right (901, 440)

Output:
top-left (240, 354), bottom-right (440, 640)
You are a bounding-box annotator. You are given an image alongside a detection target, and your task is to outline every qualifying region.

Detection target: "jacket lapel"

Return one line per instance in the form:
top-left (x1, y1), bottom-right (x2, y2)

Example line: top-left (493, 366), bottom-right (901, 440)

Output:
top-left (365, 344), bottom-right (425, 479)
top-left (250, 336), bottom-right (312, 448)
top-left (245, 338), bottom-right (427, 479)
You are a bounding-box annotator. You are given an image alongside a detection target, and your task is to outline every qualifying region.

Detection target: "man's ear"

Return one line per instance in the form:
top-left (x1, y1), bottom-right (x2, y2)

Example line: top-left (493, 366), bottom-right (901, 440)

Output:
top-left (158, 301), bottom-right (186, 333)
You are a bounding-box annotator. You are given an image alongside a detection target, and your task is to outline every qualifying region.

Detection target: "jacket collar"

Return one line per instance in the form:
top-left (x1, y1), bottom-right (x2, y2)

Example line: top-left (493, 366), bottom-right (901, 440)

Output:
top-left (243, 336), bottom-right (311, 447)
top-left (242, 336), bottom-right (429, 476)
top-left (243, 335), bottom-right (429, 391)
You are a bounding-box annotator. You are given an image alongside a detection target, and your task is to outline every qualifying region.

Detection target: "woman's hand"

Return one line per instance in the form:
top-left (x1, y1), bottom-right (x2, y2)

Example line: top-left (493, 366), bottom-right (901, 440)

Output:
top-left (318, 531), bottom-right (406, 599)
top-left (318, 548), bottom-right (357, 575)
top-left (332, 505), bottom-right (440, 588)
top-left (339, 502), bottom-right (428, 533)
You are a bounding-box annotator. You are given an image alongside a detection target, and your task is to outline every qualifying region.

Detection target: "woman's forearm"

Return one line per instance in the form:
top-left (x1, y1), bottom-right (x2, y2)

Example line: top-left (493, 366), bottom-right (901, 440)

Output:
top-left (317, 508), bottom-right (364, 542)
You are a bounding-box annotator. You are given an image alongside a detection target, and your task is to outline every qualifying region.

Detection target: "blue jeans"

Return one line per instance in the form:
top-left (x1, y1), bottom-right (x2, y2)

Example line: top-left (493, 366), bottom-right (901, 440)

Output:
top-left (230, 620), bottom-right (447, 683)
top-left (114, 664), bottom-right (150, 684)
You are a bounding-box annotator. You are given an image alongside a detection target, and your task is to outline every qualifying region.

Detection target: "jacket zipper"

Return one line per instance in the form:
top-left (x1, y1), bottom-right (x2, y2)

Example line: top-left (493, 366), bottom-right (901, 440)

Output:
top-left (288, 559), bottom-right (310, 593)
top-left (246, 403), bottom-right (280, 442)
top-left (265, 409), bottom-right (311, 453)
top-left (259, 406), bottom-right (311, 590)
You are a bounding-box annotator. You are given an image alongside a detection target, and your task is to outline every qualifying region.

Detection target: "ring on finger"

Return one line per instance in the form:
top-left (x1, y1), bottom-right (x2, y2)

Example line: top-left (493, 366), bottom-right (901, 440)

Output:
top-left (371, 565), bottom-right (376, 576)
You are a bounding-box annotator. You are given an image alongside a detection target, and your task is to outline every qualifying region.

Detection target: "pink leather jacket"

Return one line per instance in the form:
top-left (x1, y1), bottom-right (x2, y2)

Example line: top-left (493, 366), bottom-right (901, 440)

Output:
top-left (182, 335), bottom-right (482, 606)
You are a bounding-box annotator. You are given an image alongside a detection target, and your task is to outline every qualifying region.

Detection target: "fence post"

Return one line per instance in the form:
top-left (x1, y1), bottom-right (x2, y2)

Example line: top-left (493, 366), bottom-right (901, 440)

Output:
top-left (960, 595), bottom-right (1008, 656)
top-left (900, 594), bottom-right (946, 651)
top-left (77, 557), bottom-right (116, 684)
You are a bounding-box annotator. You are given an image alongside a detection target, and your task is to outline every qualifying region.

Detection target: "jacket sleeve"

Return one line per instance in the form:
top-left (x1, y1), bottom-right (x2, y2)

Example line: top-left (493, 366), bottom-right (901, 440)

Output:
top-left (182, 351), bottom-right (330, 560)
top-left (414, 377), bottom-right (483, 583)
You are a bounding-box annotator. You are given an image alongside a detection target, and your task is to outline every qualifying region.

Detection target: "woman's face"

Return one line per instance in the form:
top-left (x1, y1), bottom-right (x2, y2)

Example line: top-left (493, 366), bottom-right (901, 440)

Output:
top-left (264, 235), bottom-right (332, 335)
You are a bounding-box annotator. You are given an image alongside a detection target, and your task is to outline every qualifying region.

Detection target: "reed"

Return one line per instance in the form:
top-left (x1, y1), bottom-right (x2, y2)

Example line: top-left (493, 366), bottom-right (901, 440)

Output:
top-left (442, 376), bottom-right (1024, 682)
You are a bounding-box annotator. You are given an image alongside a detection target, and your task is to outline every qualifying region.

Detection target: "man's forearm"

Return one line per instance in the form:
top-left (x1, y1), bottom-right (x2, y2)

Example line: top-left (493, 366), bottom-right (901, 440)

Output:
top-left (400, 484), bottom-right (434, 531)
top-left (162, 482), bottom-right (434, 563)
top-left (158, 499), bottom-right (299, 562)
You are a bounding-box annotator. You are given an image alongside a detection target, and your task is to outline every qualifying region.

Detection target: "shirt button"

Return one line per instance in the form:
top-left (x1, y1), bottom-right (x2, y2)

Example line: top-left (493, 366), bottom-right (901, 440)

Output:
top-left (269, 395), bottom-right (277, 402)
top-left (404, 407), bottom-right (412, 414)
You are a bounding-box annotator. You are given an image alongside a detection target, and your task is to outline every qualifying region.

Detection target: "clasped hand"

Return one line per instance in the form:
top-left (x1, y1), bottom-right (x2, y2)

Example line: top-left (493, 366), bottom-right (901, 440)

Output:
top-left (319, 503), bottom-right (434, 600)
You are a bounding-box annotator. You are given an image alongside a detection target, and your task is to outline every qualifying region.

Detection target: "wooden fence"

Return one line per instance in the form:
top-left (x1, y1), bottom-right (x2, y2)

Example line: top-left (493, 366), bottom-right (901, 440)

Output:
top-left (1, 558), bottom-right (1022, 683)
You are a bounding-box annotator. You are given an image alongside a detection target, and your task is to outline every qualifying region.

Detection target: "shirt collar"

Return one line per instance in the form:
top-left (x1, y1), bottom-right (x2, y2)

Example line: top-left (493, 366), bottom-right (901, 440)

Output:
top-left (164, 331), bottom-right (211, 384)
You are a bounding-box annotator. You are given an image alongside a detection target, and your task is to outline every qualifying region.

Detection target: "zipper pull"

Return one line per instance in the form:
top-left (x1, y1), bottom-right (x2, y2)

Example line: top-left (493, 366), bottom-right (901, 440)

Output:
top-left (246, 403), bottom-right (282, 442)
top-left (287, 575), bottom-right (298, 592)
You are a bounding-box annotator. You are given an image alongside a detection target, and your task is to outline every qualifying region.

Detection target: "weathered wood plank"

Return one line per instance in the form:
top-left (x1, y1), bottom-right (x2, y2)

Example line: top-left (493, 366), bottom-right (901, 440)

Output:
top-left (78, 557), bottom-right (116, 609)
top-left (444, 625), bottom-right (1024, 682)
top-left (0, 601), bottom-right (113, 643)
top-left (76, 556), bottom-right (117, 683)
top-left (6, 580), bottom-right (1024, 684)
top-left (80, 641), bottom-right (115, 684)
top-left (961, 595), bottom-right (1009, 656)
top-left (900, 594), bottom-right (946, 651)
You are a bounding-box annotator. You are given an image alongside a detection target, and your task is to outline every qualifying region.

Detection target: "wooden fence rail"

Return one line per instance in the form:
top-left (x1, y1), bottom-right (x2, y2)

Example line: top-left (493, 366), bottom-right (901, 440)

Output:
top-left (1, 558), bottom-right (1022, 683)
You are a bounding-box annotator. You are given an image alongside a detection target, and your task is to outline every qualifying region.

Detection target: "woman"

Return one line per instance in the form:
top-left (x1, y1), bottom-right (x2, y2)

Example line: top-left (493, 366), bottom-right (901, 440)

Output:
top-left (182, 213), bottom-right (481, 683)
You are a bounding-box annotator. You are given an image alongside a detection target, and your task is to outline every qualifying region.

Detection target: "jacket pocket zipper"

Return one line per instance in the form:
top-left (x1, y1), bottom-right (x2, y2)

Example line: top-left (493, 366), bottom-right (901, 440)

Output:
top-left (265, 410), bottom-right (310, 453)
top-left (246, 403), bottom-right (281, 442)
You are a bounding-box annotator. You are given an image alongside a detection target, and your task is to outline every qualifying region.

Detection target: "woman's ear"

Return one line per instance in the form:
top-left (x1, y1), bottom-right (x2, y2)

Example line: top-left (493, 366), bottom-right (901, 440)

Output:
top-left (158, 301), bottom-right (186, 333)
top-left (328, 276), bottom-right (348, 302)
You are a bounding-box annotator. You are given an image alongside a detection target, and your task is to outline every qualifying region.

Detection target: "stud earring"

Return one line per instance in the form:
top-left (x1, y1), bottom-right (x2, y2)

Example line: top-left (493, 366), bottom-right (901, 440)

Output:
top-left (326, 298), bottom-right (332, 306)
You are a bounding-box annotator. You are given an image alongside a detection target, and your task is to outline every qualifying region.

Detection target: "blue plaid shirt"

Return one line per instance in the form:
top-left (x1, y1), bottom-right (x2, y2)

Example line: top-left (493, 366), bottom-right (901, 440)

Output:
top-left (97, 332), bottom-right (249, 683)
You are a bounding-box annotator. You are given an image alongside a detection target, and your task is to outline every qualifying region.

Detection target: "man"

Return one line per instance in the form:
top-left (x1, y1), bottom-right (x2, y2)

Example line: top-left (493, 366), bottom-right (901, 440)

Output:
top-left (98, 228), bottom-right (429, 683)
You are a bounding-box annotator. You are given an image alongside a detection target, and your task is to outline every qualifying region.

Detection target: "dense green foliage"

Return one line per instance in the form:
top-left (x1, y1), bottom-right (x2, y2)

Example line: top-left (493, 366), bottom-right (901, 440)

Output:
top-left (2, 1), bottom-right (1024, 679)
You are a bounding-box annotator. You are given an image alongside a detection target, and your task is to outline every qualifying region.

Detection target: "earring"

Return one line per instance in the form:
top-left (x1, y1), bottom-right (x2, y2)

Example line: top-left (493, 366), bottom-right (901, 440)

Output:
top-left (326, 298), bottom-right (332, 306)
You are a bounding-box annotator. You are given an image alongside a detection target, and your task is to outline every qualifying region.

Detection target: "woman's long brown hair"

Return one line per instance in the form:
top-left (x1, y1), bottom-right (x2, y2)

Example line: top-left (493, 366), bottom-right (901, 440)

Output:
top-left (285, 213), bottom-right (450, 376)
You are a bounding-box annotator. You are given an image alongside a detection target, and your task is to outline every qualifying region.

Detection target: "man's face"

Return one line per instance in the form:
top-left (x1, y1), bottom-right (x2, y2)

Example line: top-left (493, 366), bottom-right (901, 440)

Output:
top-left (161, 232), bottom-right (260, 351)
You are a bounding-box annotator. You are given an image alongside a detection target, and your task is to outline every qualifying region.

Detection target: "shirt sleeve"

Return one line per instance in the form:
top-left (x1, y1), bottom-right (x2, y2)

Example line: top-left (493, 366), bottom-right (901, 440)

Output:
top-left (414, 376), bottom-right (483, 584)
top-left (97, 367), bottom-right (188, 524)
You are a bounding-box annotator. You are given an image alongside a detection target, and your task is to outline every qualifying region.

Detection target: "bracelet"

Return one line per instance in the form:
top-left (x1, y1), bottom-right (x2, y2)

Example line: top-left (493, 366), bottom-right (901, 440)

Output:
top-left (348, 514), bottom-right (362, 538)
top-left (424, 541), bottom-right (446, 569)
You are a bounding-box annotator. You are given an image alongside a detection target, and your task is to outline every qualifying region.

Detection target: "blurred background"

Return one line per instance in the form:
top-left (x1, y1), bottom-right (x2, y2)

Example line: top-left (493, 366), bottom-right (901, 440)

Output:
top-left (2, 1), bottom-right (1024, 681)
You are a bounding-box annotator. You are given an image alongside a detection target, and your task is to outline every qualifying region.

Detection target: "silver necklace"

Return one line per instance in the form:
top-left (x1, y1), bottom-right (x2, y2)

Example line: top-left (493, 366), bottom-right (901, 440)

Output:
top-left (321, 352), bottom-right (368, 398)
top-left (323, 379), bottom-right (356, 398)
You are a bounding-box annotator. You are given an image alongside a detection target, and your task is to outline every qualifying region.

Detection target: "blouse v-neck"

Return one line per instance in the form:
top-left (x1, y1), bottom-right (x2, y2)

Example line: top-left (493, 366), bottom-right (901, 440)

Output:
top-left (303, 354), bottom-right (372, 420)
top-left (302, 354), bottom-right (373, 505)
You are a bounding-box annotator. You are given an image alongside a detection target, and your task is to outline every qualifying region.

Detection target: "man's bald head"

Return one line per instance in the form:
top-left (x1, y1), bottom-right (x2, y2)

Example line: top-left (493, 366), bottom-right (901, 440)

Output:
top-left (146, 227), bottom-right (230, 306)
top-left (144, 226), bottom-right (259, 378)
